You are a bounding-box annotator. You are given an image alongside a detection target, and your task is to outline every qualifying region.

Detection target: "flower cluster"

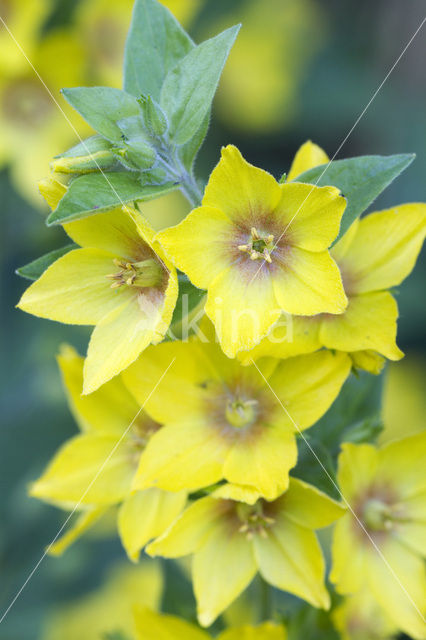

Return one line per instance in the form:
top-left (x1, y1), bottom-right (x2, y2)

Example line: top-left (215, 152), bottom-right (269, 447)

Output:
top-left (15, 1), bottom-right (426, 638)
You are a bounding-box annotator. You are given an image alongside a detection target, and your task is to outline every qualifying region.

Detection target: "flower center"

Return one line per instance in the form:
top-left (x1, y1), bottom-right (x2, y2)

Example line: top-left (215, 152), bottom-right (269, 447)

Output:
top-left (107, 258), bottom-right (163, 288)
top-left (238, 227), bottom-right (275, 263)
top-left (236, 501), bottom-right (275, 539)
top-left (362, 499), bottom-right (393, 532)
top-left (225, 397), bottom-right (258, 428)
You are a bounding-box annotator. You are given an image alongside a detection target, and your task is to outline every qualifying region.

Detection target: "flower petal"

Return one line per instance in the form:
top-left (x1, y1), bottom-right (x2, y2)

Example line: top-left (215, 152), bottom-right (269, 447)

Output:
top-left (83, 290), bottom-right (173, 394)
top-left (122, 341), bottom-right (213, 424)
top-left (287, 140), bottom-right (329, 181)
top-left (378, 432), bottom-right (426, 498)
top-left (336, 442), bottom-right (378, 500)
top-left (330, 515), bottom-right (367, 594)
top-left (64, 206), bottom-right (147, 261)
top-left (350, 350), bottom-right (386, 375)
top-left (147, 496), bottom-right (227, 558)
top-left (273, 247), bottom-right (347, 315)
top-left (133, 607), bottom-right (210, 640)
top-left (29, 434), bottom-right (135, 506)
top-left (118, 488), bottom-right (187, 562)
top-left (218, 622), bottom-right (287, 640)
top-left (17, 248), bottom-right (129, 325)
top-left (274, 182), bottom-right (345, 251)
top-left (156, 206), bottom-right (234, 289)
top-left (194, 521), bottom-right (257, 627)
top-left (396, 521), bottom-right (426, 558)
top-left (132, 419), bottom-right (228, 492)
top-left (205, 266), bottom-right (281, 358)
top-left (320, 292), bottom-right (404, 360)
top-left (223, 424), bottom-right (297, 500)
top-left (277, 477), bottom-right (346, 529)
top-left (239, 315), bottom-right (321, 364)
top-left (366, 537), bottom-right (426, 639)
top-left (203, 144), bottom-right (282, 223)
top-left (48, 507), bottom-right (108, 557)
top-left (334, 204), bottom-right (426, 295)
top-left (254, 515), bottom-right (330, 609)
top-left (268, 350), bottom-right (351, 431)
top-left (57, 344), bottom-right (139, 435)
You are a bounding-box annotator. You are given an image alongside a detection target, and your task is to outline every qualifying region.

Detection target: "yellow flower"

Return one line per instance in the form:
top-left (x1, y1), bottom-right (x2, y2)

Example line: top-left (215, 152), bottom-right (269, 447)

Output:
top-left (242, 143), bottom-right (426, 373)
top-left (331, 591), bottom-right (397, 640)
top-left (134, 606), bottom-right (287, 640)
top-left (17, 178), bottom-right (178, 393)
top-left (147, 481), bottom-right (345, 626)
top-left (157, 145), bottom-right (347, 357)
top-left (330, 434), bottom-right (426, 639)
top-left (0, 0), bottom-right (50, 75)
top-left (123, 334), bottom-right (351, 499)
top-left (43, 560), bottom-right (162, 640)
top-left (30, 345), bottom-right (186, 562)
top-left (0, 26), bottom-right (89, 205)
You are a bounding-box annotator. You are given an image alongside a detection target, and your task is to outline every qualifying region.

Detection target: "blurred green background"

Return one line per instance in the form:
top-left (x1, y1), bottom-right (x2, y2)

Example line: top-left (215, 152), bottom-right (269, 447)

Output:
top-left (1, 0), bottom-right (425, 638)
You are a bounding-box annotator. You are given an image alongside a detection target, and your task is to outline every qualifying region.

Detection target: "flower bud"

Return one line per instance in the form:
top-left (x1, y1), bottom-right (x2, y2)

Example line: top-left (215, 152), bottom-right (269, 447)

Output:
top-left (50, 148), bottom-right (118, 174)
top-left (138, 95), bottom-right (168, 137)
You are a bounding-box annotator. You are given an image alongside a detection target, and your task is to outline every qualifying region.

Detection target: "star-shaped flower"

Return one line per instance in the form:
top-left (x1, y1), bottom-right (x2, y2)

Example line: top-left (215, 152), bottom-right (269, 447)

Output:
top-left (157, 145), bottom-right (347, 357)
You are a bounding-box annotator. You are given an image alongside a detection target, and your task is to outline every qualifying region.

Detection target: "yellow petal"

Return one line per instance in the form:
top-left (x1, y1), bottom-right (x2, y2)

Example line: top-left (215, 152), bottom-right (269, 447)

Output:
top-left (218, 622), bottom-right (287, 640)
top-left (320, 292), bottom-right (404, 360)
top-left (132, 419), bottom-right (228, 492)
top-left (205, 266), bottom-right (281, 358)
top-left (38, 176), bottom-right (67, 210)
top-left (378, 432), bottom-right (426, 497)
top-left (118, 488), bottom-right (187, 562)
top-left (29, 434), bottom-right (135, 506)
top-left (272, 247), bottom-right (347, 315)
top-left (203, 144), bottom-right (282, 223)
top-left (336, 442), bottom-right (378, 499)
top-left (156, 206), bottom-right (233, 289)
top-left (254, 515), bottom-right (330, 609)
top-left (274, 182), bottom-right (345, 251)
top-left (287, 140), bottom-right (329, 181)
top-left (330, 219), bottom-right (360, 264)
top-left (330, 515), bottom-right (367, 594)
top-left (350, 350), bottom-right (386, 375)
top-left (277, 477), bottom-right (346, 529)
top-left (396, 521), bottom-right (426, 557)
top-left (133, 606), bottom-right (210, 640)
top-left (334, 204), bottom-right (426, 295)
top-left (267, 350), bottom-right (351, 431)
top-left (63, 206), bottom-right (147, 262)
top-left (83, 288), bottom-right (175, 394)
top-left (212, 483), bottom-right (262, 506)
top-left (239, 314), bottom-right (321, 364)
top-left (48, 507), bottom-right (108, 557)
top-left (122, 341), bottom-right (213, 424)
top-left (193, 521), bottom-right (257, 627)
top-left (57, 344), bottom-right (139, 435)
top-left (223, 424), bottom-right (297, 500)
top-left (366, 537), bottom-right (426, 639)
top-left (17, 248), bottom-right (129, 325)
top-left (147, 496), bottom-right (225, 558)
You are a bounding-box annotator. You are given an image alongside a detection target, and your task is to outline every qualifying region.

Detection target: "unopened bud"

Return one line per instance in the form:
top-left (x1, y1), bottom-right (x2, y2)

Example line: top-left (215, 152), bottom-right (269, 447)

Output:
top-left (51, 148), bottom-right (118, 174)
top-left (113, 141), bottom-right (157, 171)
top-left (138, 95), bottom-right (168, 137)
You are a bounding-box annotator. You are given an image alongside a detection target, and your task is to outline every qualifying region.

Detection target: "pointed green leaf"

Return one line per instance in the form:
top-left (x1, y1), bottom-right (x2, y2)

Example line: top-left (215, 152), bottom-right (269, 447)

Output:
top-left (178, 112), bottom-right (210, 171)
top-left (124, 0), bottom-right (194, 100)
top-left (296, 153), bottom-right (415, 241)
top-left (61, 87), bottom-right (140, 142)
top-left (56, 135), bottom-right (113, 159)
top-left (46, 173), bottom-right (178, 226)
top-left (161, 25), bottom-right (240, 145)
top-left (16, 244), bottom-right (77, 280)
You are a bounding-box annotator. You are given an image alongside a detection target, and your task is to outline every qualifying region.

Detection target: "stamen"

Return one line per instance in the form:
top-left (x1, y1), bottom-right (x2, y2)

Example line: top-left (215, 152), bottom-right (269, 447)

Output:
top-left (107, 257), bottom-right (163, 289)
top-left (238, 227), bottom-right (275, 263)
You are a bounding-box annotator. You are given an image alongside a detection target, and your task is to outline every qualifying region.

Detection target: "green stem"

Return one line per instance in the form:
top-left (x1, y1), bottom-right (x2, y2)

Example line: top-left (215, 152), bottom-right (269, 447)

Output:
top-left (259, 576), bottom-right (274, 622)
top-left (180, 170), bottom-right (203, 208)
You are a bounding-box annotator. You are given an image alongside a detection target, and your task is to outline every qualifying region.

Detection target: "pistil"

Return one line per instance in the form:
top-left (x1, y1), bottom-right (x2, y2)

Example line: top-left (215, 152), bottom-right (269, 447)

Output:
top-left (238, 227), bottom-right (275, 263)
top-left (225, 397), bottom-right (258, 428)
top-left (107, 258), bottom-right (163, 289)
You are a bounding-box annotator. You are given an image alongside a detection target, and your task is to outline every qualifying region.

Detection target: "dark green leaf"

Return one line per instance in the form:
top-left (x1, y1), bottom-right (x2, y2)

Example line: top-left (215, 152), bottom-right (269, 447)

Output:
top-left (296, 154), bottom-right (415, 240)
top-left (123, 0), bottom-right (194, 100)
top-left (16, 244), bottom-right (76, 280)
top-left (161, 25), bottom-right (240, 145)
top-left (47, 173), bottom-right (178, 225)
top-left (61, 87), bottom-right (140, 142)
top-left (167, 273), bottom-right (206, 340)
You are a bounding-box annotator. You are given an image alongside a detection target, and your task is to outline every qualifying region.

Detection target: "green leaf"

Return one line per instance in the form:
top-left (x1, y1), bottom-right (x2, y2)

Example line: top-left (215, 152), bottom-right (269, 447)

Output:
top-left (55, 135), bottom-right (113, 159)
top-left (167, 273), bottom-right (206, 340)
top-left (124, 0), bottom-right (194, 100)
top-left (161, 25), bottom-right (240, 145)
top-left (296, 154), bottom-right (415, 240)
top-left (178, 111), bottom-right (210, 171)
top-left (16, 244), bottom-right (76, 280)
top-left (61, 87), bottom-right (140, 142)
top-left (47, 173), bottom-right (178, 225)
